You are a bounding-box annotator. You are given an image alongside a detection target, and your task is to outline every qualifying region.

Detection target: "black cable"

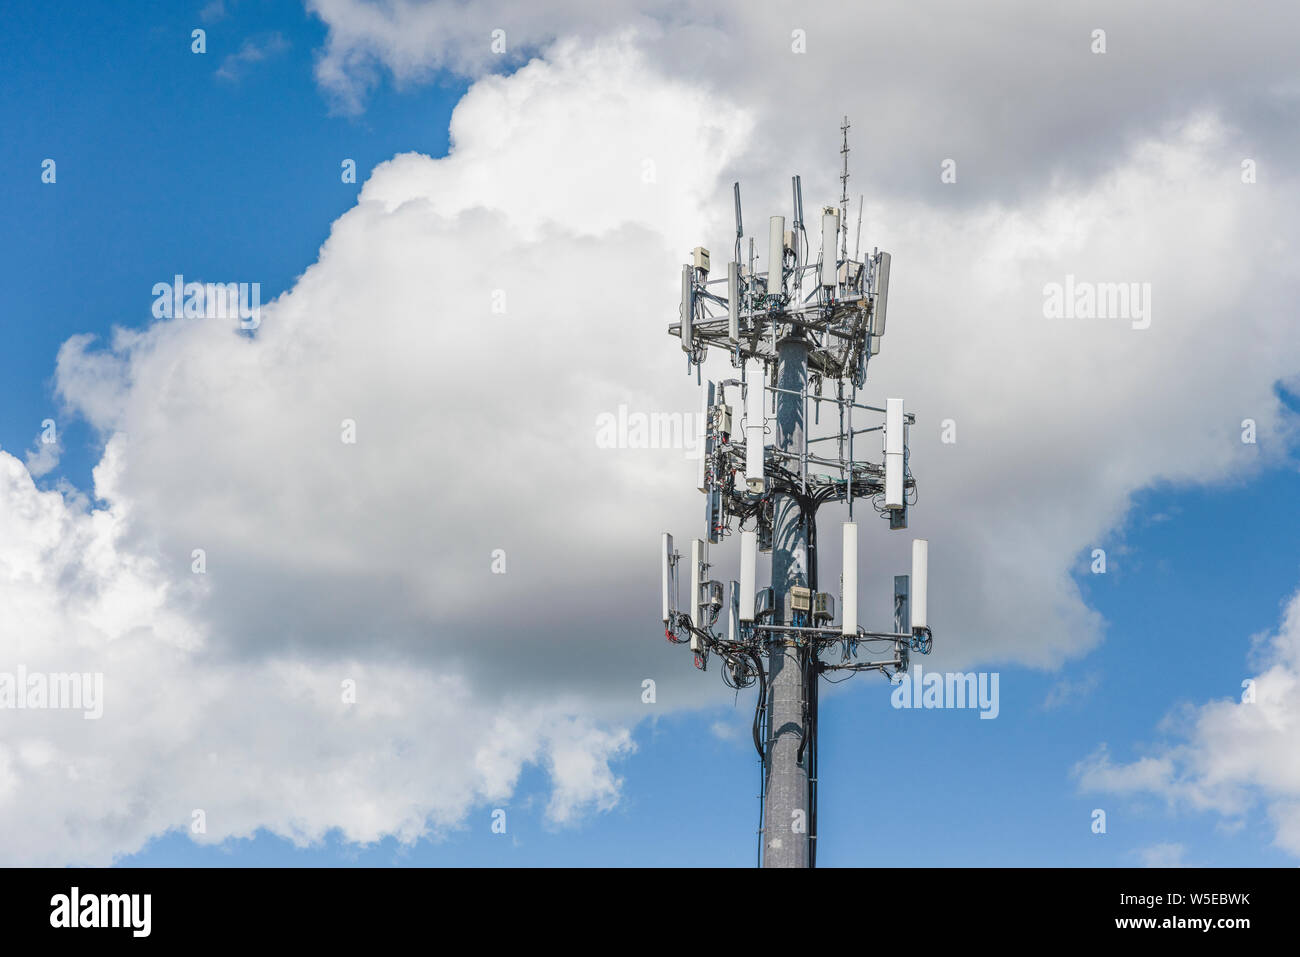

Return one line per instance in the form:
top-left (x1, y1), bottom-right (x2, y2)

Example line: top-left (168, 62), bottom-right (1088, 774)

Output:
top-left (796, 655), bottom-right (810, 769)
top-left (747, 648), bottom-right (767, 764)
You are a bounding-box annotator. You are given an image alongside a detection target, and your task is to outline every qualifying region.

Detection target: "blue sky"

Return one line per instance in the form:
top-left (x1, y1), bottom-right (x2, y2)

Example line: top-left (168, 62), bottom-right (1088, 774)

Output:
top-left (3, 2), bottom-right (1299, 867)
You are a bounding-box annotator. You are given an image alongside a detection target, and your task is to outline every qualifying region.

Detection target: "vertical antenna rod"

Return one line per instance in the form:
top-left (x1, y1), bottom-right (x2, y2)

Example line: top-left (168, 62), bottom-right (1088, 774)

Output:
top-left (839, 116), bottom-right (851, 262)
top-left (734, 182), bottom-right (744, 263)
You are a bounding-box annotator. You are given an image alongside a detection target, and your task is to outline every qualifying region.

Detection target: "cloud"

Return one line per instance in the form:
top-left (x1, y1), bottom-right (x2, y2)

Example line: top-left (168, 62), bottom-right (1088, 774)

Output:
top-left (307, 0), bottom-right (644, 113)
top-left (0, 442), bottom-right (648, 864)
top-left (200, 1), bottom-right (228, 24)
top-left (54, 35), bottom-right (750, 697)
top-left (710, 720), bottom-right (738, 742)
top-left (1043, 672), bottom-right (1100, 710)
top-left (216, 32), bottom-right (289, 82)
top-left (23, 432), bottom-right (61, 479)
top-left (1076, 589), bottom-right (1300, 858)
top-left (1137, 842), bottom-right (1186, 868)
top-left (306, 0), bottom-right (1300, 205)
top-left (1074, 744), bottom-right (1176, 796)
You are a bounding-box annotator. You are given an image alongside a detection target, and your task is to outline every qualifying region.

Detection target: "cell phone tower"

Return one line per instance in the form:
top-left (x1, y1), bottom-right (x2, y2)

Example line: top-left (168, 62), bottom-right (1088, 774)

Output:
top-left (660, 119), bottom-right (935, 868)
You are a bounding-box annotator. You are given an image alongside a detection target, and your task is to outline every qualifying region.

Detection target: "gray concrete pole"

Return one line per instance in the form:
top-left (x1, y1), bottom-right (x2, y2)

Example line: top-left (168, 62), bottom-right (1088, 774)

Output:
top-left (763, 334), bottom-right (810, 868)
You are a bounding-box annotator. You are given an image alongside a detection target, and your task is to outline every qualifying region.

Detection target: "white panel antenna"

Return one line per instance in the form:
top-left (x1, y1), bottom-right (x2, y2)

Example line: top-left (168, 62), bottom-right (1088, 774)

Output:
top-left (680, 264), bottom-right (693, 352)
top-left (744, 373), bottom-right (764, 493)
top-left (661, 532), bottom-right (674, 624)
top-left (728, 580), bottom-right (740, 641)
top-left (697, 379), bottom-right (715, 493)
top-left (727, 260), bottom-right (739, 343)
top-left (872, 251), bottom-right (891, 336)
top-left (841, 522), bottom-right (857, 635)
top-left (739, 530), bottom-right (757, 621)
top-left (884, 397), bottom-right (904, 509)
top-left (689, 538), bottom-right (706, 628)
top-left (911, 539), bottom-right (928, 630)
top-left (820, 207), bottom-right (840, 287)
top-left (768, 215), bottom-right (786, 294)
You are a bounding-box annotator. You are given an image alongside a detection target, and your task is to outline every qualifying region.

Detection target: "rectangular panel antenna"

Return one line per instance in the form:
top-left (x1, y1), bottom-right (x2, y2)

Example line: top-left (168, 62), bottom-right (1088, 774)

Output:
top-left (690, 538), bottom-right (706, 627)
top-left (841, 522), bottom-right (857, 635)
top-left (820, 208), bottom-right (840, 287)
top-left (768, 215), bottom-right (786, 294)
top-left (661, 532), bottom-right (674, 624)
top-left (745, 372), bottom-right (764, 492)
top-left (727, 261), bottom-right (739, 343)
top-left (733, 182), bottom-right (743, 258)
top-left (873, 251), bottom-right (891, 335)
top-left (739, 530), bottom-right (757, 621)
top-left (893, 574), bottom-right (910, 634)
top-left (885, 396), bottom-right (904, 509)
top-left (697, 379), bottom-right (715, 493)
top-left (706, 487), bottom-right (722, 544)
top-left (680, 263), bottom-right (693, 352)
top-left (728, 580), bottom-right (740, 641)
top-left (911, 539), bottom-right (928, 631)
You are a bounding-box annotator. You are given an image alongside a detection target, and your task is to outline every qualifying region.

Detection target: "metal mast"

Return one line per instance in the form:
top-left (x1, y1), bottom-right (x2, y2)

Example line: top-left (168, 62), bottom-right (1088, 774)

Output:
top-left (765, 335), bottom-right (811, 867)
top-left (659, 122), bottom-right (935, 867)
